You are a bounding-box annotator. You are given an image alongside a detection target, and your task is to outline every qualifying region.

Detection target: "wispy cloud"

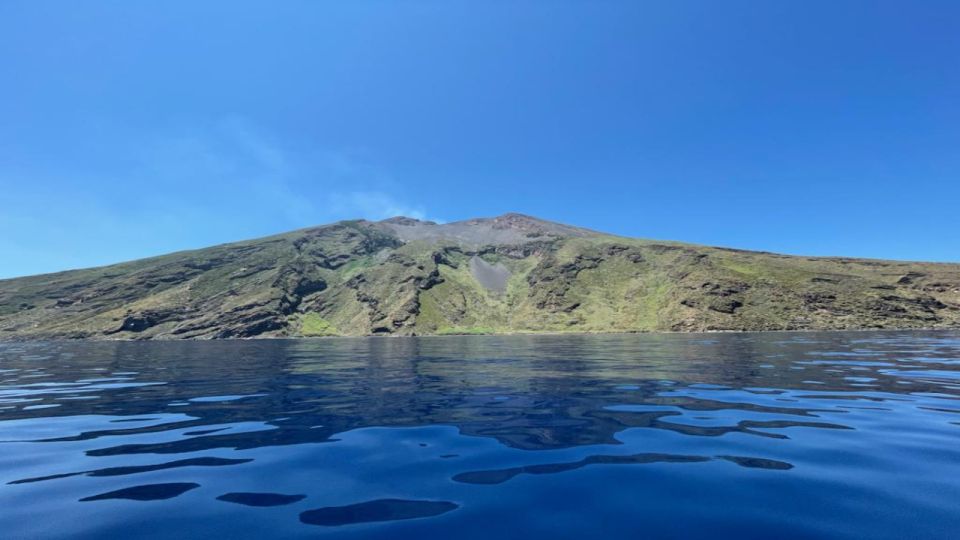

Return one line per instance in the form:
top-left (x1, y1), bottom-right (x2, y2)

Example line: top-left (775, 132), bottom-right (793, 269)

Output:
top-left (0, 116), bottom-right (436, 276)
top-left (329, 191), bottom-right (434, 222)
top-left (127, 116), bottom-right (434, 226)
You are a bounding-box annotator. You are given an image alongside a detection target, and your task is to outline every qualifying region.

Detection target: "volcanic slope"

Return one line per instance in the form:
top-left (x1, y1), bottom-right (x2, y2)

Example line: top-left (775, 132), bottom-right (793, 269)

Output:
top-left (1, 213), bottom-right (959, 339)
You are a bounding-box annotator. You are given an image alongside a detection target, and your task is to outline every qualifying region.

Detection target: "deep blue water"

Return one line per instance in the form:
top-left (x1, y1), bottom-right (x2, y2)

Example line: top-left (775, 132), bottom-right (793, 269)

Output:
top-left (1, 331), bottom-right (959, 539)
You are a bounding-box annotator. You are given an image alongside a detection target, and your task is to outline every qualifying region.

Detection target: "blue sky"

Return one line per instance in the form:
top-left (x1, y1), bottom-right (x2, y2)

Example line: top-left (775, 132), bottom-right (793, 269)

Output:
top-left (1, 1), bottom-right (958, 278)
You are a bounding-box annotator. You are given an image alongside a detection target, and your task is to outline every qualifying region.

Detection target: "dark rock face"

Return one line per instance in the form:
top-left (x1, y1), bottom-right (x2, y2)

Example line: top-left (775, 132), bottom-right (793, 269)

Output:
top-left (603, 244), bottom-right (645, 263)
top-left (342, 247), bottom-right (448, 334)
top-left (681, 280), bottom-right (750, 315)
top-left (526, 251), bottom-right (604, 312)
top-left (108, 308), bottom-right (186, 335)
top-left (119, 314), bottom-right (154, 332)
top-left (897, 272), bottom-right (925, 285)
top-left (708, 298), bottom-right (744, 314)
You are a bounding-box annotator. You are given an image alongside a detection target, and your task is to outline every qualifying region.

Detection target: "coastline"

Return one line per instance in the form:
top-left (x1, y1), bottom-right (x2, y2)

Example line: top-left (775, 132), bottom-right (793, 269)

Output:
top-left (3, 325), bottom-right (958, 343)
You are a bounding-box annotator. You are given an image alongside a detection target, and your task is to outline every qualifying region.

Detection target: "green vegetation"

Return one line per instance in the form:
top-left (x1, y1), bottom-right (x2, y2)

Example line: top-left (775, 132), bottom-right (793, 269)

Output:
top-left (436, 326), bottom-right (497, 335)
top-left (298, 312), bottom-right (339, 337)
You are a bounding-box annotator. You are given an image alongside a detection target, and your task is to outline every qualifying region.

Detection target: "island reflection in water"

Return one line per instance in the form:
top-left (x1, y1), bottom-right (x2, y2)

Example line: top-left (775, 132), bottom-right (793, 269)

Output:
top-left (1, 331), bottom-right (959, 539)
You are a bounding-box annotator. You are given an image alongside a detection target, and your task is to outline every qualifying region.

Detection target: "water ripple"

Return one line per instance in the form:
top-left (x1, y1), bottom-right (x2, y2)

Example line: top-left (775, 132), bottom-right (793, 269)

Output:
top-left (0, 331), bottom-right (957, 539)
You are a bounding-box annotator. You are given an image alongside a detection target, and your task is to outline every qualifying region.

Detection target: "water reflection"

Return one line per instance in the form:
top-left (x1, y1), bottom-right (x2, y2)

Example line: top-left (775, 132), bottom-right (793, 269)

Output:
top-left (80, 482), bottom-right (200, 502)
top-left (0, 331), bottom-right (958, 539)
top-left (217, 492), bottom-right (306, 507)
top-left (299, 499), bottom-right (459, 527)
top-left (10, 457), bottom-right (251, 485)
top-left (453, 452), bottom-right (711, 484)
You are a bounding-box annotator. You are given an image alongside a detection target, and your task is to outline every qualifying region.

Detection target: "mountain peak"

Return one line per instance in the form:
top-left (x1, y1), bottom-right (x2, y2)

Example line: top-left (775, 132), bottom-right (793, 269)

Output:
top-left (379, 216), bottom-right (436, 226)
top-left (474, 212), bottom-right (549, 228)
top-left (376, 212), bottom-right (596, 246)
top-left (495, 212), bottom-right (542, 221)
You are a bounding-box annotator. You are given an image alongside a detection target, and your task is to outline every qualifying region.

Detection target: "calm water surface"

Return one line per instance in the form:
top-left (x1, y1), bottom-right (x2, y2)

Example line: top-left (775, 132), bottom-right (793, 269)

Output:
top-left (1, 331), bottom-right (959, 539)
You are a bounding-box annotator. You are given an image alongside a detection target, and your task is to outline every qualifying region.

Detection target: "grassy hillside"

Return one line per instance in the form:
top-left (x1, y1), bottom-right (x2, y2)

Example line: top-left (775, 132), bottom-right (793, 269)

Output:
top-left (1, 214), bottom-right (958, 339)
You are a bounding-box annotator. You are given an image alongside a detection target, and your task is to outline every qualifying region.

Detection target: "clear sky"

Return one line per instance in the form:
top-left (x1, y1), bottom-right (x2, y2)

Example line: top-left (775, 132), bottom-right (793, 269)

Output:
top-left (1, 1), bottom-right (958, 278)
